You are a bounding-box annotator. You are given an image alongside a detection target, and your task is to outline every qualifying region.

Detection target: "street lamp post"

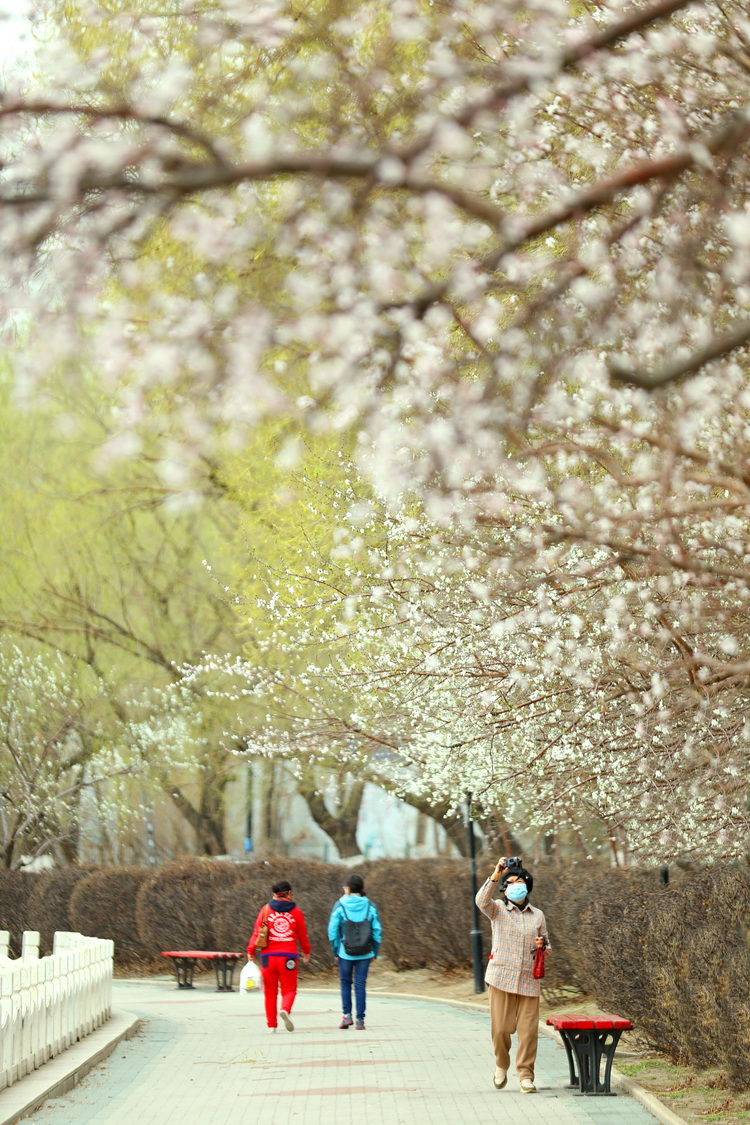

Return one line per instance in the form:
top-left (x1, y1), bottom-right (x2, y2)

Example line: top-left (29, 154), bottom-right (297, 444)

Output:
top-left (465, 792), bottom-right (485, 994)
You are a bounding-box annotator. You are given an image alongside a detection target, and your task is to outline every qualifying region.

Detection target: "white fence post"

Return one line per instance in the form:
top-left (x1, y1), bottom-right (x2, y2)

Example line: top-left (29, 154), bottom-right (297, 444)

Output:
top-left (21, 931), bottom-right (40, 960)
top-left (19, 962), bottom-right (31, 1079)
top-left (8, 964), bottom-right (22, 1086)
top-left (0, 968), bottom-right (11, 1090)
top-left (0, 931), bottom-right (9, 958)
top-left (0, 932), bottom-right (113, 1090)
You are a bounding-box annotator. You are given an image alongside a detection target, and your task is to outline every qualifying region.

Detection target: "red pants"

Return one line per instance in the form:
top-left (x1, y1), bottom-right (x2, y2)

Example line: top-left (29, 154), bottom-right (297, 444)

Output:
top-left (261, 957), bottom-right (298, 1027)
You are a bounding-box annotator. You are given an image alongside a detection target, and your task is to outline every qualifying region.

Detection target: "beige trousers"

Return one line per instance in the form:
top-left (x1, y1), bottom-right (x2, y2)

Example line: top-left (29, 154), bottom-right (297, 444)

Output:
top-left (488, 986), bottom-right (540, 1080)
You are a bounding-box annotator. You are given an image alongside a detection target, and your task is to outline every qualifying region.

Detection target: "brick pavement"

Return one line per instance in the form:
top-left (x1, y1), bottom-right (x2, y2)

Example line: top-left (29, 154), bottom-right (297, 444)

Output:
top-left (19, 977), bottom-right (661, 1125)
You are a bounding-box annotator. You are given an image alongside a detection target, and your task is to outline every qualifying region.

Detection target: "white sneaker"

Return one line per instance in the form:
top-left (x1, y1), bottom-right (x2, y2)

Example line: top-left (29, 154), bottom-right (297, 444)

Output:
top-left (493, 1067), bottom-right (507, 1090)
top-left (266, 1027), bottom-right (277, 1034)
top-left (280, 1010), bottom-right (294, 1032)
top-left (520, 1078), bottom-right (537, 1093)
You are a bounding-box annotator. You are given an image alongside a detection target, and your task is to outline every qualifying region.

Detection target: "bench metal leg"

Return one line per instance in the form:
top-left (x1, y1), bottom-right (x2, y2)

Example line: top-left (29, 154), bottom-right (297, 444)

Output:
top-left (170, 958), bottom-right (196, 989)
top-left (213, 958), bottom-right (238, 992)
top-left (600, 1030), bottom-right (624, 1094)
top-left (559, 1029), bottom-right (623, 1095)
top-left (561, 1035), bottom-right (579, 1088)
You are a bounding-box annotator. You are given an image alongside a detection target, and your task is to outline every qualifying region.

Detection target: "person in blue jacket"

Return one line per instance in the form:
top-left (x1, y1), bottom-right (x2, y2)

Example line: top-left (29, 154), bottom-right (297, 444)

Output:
top-left (328, 873), bottom-right (382, 1030)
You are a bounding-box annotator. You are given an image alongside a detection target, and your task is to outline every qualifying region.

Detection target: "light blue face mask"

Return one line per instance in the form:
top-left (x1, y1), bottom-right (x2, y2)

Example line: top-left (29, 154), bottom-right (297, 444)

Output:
top-left (505, 882), bottom-right (527, 904)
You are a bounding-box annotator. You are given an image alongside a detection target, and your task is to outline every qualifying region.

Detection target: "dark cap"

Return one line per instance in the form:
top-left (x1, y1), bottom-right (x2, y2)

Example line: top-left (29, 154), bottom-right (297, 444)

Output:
top-left (501, 867), bottom-right (533, 895)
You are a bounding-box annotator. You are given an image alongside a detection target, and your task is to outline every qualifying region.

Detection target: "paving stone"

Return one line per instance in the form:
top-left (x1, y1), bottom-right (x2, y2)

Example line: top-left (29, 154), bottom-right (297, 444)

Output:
top-left (18, 978), bottom-right (661, 1125)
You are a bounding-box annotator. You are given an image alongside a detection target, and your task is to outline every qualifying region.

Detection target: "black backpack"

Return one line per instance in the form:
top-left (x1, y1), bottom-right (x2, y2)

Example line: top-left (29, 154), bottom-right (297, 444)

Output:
top-left (340, 902), bottom-right (373, 956)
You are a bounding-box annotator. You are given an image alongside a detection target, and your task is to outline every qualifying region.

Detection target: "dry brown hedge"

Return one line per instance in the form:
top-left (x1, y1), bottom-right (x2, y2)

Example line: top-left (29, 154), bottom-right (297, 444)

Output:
top-left (0, 870), bottom-right (39, 957)
top-left (539, 863), bottom-right (659, 994)
top-left (213, 858), bottom-right (346, 976)
top-left (135, 859), bottom-right (245, 957)
top-left (30, 848), bottom-right (750, 1089)
top-left (69, 867), bottom-right (154, 967)
top-left (364, 857), bottom-right (493, 970)
top-left (27, 866), bottom-right (99, 955)
top-left (579, 865), bottom-right (750, 1090)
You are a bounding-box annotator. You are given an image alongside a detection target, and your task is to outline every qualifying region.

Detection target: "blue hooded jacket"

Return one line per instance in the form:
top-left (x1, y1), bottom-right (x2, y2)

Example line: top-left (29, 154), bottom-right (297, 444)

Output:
top-left (328, 894), bottom-right (382, 961)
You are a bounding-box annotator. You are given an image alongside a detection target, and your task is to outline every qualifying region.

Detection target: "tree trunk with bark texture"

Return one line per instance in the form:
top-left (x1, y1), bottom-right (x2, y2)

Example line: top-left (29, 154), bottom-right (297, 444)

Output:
top-left (167, 782), bottom-right (227, 856)
top-left (297, 774), bottom-right (365, 858)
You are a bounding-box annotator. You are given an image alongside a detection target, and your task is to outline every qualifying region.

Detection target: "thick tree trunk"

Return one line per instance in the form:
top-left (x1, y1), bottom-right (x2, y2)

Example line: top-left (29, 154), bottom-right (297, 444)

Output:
top-left (477, 811), bottom-right (524, 860)
top-left (1, 839), bottom-right (14, 869)
top-left (297, 774), bottom-right (365, 858)
top-left (167, 783), bottom-right (226, 856)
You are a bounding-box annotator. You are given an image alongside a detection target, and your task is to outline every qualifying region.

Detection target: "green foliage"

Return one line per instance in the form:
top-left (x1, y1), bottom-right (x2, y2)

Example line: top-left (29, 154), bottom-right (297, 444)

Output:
top-left (0, 372), bottom-right (249, 859)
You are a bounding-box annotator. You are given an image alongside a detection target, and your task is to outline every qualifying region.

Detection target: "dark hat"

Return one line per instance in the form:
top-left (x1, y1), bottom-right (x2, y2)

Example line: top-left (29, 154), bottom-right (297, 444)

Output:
top-left (501, 867), bottom-right (533, 895)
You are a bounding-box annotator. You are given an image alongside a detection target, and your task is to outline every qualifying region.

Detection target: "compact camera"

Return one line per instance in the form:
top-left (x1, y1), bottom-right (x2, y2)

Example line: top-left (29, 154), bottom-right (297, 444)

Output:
top-left (503, 856), bottom-right (523, 870)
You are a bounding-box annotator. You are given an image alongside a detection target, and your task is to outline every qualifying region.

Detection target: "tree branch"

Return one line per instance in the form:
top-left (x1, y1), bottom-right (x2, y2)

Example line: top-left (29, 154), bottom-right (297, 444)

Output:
top-left (610, 316), bottom-right (750, 389)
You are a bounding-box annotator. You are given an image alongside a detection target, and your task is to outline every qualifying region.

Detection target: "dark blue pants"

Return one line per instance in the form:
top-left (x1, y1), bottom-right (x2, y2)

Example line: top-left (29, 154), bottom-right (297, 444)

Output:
top-left (339, 957), bottom-right (371, 1019)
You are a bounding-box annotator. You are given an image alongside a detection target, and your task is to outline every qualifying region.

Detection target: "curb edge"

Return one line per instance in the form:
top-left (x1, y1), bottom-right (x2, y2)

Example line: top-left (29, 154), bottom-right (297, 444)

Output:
top-left (0, 1009), bottom-right (141, 1125)
top-left (538, 1022), bottom-right (691, 1125)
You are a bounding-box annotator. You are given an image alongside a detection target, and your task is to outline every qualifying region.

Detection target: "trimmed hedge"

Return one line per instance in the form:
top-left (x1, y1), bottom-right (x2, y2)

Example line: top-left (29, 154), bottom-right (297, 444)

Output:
top-left (365, 857), bottom-right (492, 970)
top-left (538, 864), bottom-right (659, 994)
top-left (0, 870), bottom-right (39, 957)
top-left (135, 859), bottom-right (245, 957)
top-left (27, 866), bottom-right (99, 955)
top-left (69, 867), bottom-right (154, 967)
top-left (579, 865), bottom-right (750, 1090)
top-left (213, 858), bottom-right (345, 976)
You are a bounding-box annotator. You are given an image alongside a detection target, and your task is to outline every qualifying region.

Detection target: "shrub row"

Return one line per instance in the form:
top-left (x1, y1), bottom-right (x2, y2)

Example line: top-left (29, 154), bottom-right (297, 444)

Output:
top-left (0, 857), bottom-right (651, 976)
top-left (0, 857), bottom-right (496, 972)
top-left (5, 854), bottom-right (750, 1089)
top-left (579, 865), bottom-right (750, 1090)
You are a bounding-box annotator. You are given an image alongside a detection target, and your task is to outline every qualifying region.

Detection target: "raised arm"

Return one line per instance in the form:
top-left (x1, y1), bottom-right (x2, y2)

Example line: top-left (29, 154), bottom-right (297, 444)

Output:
top-left (475, 857), bottom-right (507, 921)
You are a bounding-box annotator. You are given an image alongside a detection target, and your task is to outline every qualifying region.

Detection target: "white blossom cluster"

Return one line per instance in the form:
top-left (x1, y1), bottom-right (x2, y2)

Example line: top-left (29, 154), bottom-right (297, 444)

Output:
top-left (2, 0), bottom-right (747, 481)
top-left (0, 642), bottom-right (212, 867)
top-left (3, 0), bottom-right (750, 858)
top-left (183, 421), bottom-right (750, 863)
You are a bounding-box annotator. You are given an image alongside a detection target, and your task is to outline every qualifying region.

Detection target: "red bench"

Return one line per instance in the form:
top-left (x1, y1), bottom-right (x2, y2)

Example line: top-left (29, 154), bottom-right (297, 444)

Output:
top-left (161, 951), bottom-right (245, 992)
top-left (546, 1013), bottom-right (632, 1095)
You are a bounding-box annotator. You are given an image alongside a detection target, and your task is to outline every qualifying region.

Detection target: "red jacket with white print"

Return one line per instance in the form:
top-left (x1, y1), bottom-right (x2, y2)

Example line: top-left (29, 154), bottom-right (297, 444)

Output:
top-left (247, 897), bottom-right (311, 960)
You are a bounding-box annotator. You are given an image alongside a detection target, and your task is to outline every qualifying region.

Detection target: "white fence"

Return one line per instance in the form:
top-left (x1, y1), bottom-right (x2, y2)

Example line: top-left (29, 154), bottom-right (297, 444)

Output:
top-left (0, 930), bottom-right (113, 1091)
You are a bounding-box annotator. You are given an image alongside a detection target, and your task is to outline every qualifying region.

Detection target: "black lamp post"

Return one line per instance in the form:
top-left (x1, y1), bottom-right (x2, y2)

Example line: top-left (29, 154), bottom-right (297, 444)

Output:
top-left (465, 791), bottom-right (485, 993)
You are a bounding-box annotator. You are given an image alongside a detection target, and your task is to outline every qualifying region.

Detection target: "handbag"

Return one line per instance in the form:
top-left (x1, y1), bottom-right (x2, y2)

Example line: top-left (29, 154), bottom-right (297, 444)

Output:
top-left (255, 904), bottom-right (271, 951)
top-left (532, 946), bottom-right (545, 980)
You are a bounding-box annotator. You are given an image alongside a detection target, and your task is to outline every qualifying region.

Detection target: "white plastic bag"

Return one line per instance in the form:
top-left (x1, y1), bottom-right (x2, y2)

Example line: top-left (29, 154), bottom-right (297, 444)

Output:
top-left (239, 959), bottom-right (262, 993)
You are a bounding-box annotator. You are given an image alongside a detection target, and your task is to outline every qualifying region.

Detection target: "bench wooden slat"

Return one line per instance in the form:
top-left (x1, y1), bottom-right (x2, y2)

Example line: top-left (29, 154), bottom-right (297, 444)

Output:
top-left (547, 1013), bottom-right (632, 1031)
top-left (161, 951), bottom-right (243, 960)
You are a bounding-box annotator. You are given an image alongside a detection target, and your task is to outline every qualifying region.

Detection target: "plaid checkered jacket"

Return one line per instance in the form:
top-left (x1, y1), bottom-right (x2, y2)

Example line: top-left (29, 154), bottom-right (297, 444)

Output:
top-left (475, 878), bottom-right (550, 997)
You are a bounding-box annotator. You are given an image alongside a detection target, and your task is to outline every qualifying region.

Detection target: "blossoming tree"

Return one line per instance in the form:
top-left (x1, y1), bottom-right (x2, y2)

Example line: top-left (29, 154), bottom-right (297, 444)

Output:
top-left (3, 0), bottom-right (750, 859)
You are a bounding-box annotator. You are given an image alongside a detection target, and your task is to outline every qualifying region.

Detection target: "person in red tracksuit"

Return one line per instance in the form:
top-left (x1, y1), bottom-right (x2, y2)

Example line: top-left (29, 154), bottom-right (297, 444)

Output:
top-left (247, 880), bottom-right (311, 1033)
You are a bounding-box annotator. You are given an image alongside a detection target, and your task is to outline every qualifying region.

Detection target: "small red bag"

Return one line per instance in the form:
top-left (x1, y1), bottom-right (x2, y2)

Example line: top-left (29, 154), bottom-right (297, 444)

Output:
top-left (532, 947), bottom-right (545, 979)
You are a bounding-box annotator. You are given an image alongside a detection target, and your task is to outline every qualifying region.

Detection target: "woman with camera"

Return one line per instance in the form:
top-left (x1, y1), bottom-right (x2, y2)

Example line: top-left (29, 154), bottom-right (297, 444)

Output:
top-left (475, 856), bottom-right (550, 1094)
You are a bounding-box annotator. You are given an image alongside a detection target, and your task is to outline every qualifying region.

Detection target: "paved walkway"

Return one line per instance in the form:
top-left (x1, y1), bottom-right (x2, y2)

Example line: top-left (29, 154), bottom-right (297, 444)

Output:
top-left (19, 977), bottom-right (659, 1125)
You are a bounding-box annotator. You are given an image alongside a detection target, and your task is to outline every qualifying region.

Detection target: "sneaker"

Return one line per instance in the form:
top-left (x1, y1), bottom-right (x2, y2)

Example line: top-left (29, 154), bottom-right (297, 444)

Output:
top-left (266, 1027), bottom-right (277, 1034)
top-left (520, 1078), bottom-right (537, 1094)
top-left (493, 1067), bottom-right (507, 1090)
top-left (355, 1017), bottom-right (365, 1030)
top-left (339, 1014), bottom-right (353, 1030)
top-left (280, 1010), bottom-right (294, 1032)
